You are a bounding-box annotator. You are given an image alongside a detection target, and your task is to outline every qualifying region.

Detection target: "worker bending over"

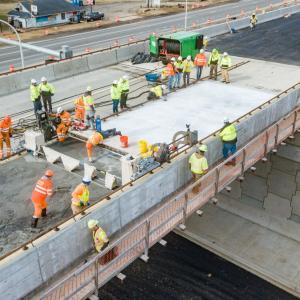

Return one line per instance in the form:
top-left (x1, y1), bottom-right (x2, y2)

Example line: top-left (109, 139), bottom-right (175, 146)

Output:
top-left (147, 84), bottom-right (167, 101)
top-left (39, 77), bottom-right (55, 113)
top-left (71, 177), bottom-right (91, 215)
top-left (118, 75), bottom-right (130, 110)
top-left (84, 86), bottom-right (96, 130)
top-left (183, 56), bottom-right (194, 87)
top-left (111, 80), bottom-right (121, 114)
top-left (220, 52), bottom-right (232, 84)
top-left (88, 219), bottom-right (109, 252)
top-left (194, 49), bottom-right (207, 80)
top-left (0, 115), bottom-right (13, 160)
top-left (167, 57), bottom-right (176, 91)
top-left (250, 13), bottom-right (257, 30)
top-left (86, 132), bottom-right (104, 162)
top-left (175, 56), bottom-right (184, 88)
top-left (31, 170), bottom-right (54, 228)
top-left (208, 49), bottom-right (220, 80)
top-left (189, 145), bottom-right (208, 193)
top-left (30, 79), bottom-right (42, 115)
top-left (219, 117), bottom-right (237, 165)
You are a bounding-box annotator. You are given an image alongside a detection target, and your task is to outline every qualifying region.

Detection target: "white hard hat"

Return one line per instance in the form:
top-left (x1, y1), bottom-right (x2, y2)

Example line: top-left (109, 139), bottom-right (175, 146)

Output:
top-left (187, 55), bottom-right (191, 60)
top-left (122, 75), bottom-right (128, 80)
top-left (204, 35), bottom-right (208, 39)
top-left (86, 86), bottom-right (92, 92)
top-left (82, 176), bottom-right (91, 184)
top-left (199, 144), bottom-right (208, 152)
top-left (171, 57), bottom-right (176, 62)
top-left (31, 79), bottom-right (37, 84)
top-left (161, 85), bottom-right (167, 90)
top-left (223, 52), bottom-right (228, 56)
top-left (57, 107), bottom-right (63, 114)
top-left (113, 80), bottom-right (118, 85)
top-left (41, 76), bottom-right (47, 82)
top-left (200, 49), bottom-right (204, 54)
top-left (88, 219), bottom-right (99, 229)
top-left (223, 117), bottom-right (230, 123)
top-left (177, 56), bottom-right (182, 61)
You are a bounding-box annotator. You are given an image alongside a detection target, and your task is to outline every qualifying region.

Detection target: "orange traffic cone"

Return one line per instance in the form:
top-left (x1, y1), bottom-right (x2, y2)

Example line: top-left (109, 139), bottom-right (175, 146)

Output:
top-left (9, 65), bottom-right (15, 72)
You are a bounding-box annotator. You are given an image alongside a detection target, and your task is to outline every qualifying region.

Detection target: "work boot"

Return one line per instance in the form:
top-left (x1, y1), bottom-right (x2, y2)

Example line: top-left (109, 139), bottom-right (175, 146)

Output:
top-left (41, 208), bottom-right (47, 217)
top-left (31, 217), bottom-right (38, 228)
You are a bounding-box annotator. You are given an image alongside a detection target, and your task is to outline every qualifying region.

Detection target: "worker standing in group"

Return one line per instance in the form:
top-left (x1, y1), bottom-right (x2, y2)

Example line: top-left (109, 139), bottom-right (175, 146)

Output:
top-left (39, 77), bottom-right (55, 113)
top-left (147, 84), bottom-right (167, 101)
top-left (0, 115), bottom-right (13, 160)
top-left (189, 145), bottom-right (209, 193)
top-left (183, 56), bottom-right (193, 87)
top-left (175, 56), bottom-right (184, 88)
top-left (250, 13), bottom-right (258, 30)
top-left (208, 48), bottom-right (220, 80)
top-left (30, 79), bottom-right (42, 115)
top-left (74, 95), bottom-right (85, 122)
top-left (220, 52), bottom-right (232, 84)
top-left (166, 57), bottom-right (176, 91)
top-left (86, 131), bottom-right (104, 162)
top-left (84, 86), bottom-right (96, 130)
top-left (88, 219), bottom-right (109, 252)
top-left (31, 170), bottom-right (54, 228)
top-left (203, 36), bottom-right (209, 50)
top-left (194, 49), bottom-right (207, 80)
top-left (219, 117), bottom-right (237, 165)
top-left (118, 75), bottom-right (130, 110)
top-left (111, 80), bottom-right (121, 114)
top-left (71, 177), bottom-right (91, 215)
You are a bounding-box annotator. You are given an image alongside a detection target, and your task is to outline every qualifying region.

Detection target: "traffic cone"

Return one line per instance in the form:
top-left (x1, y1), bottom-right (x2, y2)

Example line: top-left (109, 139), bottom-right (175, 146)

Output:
top-left (96, 21), bottom-right (101, 27)
top-left (172, 26), bottom-right (176, 32)
top-left (226, 14), bottom-right (230, 19)
top-left (85, 48), bottom-right (92, 53)
top-left (44, 29), bottom-right (49, 36)
top-left (115, 16), bottom-right (120, 23)
top-left (206, 18), bottom-right (212, 24)
top-left (113, 40), bottom-right (119, 47)
top-left (9, 65), bottom-right (14, 72)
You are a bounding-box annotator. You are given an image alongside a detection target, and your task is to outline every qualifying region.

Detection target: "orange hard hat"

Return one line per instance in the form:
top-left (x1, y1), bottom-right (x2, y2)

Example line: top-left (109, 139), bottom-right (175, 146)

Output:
top-left (4, 115), bottom-right (11, 122)
top-left (45, 169), bottom-right (54, 177)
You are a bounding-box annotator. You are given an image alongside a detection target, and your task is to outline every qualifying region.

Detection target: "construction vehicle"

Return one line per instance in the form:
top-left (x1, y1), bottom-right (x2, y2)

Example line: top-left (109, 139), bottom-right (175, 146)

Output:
top-left (149, 31), bottom-right (204, 63)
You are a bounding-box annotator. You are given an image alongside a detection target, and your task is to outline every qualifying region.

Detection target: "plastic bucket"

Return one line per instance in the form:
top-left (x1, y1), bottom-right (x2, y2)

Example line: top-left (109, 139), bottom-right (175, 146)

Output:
top-left (120, 135), bottom-right (128, 148)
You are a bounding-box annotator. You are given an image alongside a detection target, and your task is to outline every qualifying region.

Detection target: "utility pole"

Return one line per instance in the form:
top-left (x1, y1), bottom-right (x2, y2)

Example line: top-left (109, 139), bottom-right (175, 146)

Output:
top-left (184, 0), bottom-right (188, 31)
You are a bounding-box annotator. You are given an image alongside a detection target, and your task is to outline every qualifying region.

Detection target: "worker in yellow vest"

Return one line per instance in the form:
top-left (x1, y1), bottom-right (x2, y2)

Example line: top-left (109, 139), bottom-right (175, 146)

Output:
top-left (175, 56), bottom-right (184, 88)
top-left (111, 80), bottom-right (121, 114)
top-left (30, 79), bottom-right (42, 116)
top-left (220, 52), bottom-right (232, 84)
top-left (88, 219), bottom-right (109, 252)
top-left (208, 49), bottom-right (220, 80)
top-left (83, 86), bottom-right (95, 130)
top-left (250, 13), bottom-right (257, 30)
top-left (189, 144), bottom-right (209, 193)
top-left (39, 77), bottom-right (55, 113)
top-left (183, 55), bottom-right (194, 87)
top-left (71, 177), bottom-right (91, 215)
top-left (219, 117), bottom-right (237, 165)
top-left (147, 85), bottom-right (167, 101)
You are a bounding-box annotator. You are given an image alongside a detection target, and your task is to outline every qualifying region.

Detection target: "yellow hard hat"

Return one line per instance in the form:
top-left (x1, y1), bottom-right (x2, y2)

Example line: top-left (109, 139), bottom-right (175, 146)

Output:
top-left (88, 219), bottom-right (99, 229)
top-left (199, 145), bottom-right (208, 152)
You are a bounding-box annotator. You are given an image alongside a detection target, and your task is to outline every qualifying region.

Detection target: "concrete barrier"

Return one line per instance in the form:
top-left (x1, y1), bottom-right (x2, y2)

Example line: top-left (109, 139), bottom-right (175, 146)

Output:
top-left (53, 57), bottom-right (89, 80)
top-left (87, 49), bottom-right (118, 70)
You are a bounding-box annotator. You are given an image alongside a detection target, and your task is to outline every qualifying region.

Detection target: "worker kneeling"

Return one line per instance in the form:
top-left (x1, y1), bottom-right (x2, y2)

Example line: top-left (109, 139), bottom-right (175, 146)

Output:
top-left (147, 85), bottom-right (167, 101)
top-left (189, 145), bottom-right (208, 194)
top-left (0, 115), bottom-right (13, 160)
top-left (86, 132), bottom-right (104, 162)
top-left (71, 177), bottom-right (91, 215)
top-left (55, 107), bottom-right (71, 142)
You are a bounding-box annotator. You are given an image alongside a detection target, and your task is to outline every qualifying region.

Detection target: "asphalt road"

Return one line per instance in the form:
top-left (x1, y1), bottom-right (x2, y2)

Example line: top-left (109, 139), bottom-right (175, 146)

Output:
top-left (0, 0), bottom-right (285, 72)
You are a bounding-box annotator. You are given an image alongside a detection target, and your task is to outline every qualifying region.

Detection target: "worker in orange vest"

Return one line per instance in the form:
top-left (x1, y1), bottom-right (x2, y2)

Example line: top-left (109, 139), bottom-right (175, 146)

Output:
top-left (194, 49), bottom-right (207, 80)
top-left (53, 107), bottom-right (71, 142)
top-left (56, 123), bottom-right (69, 142)
top-left (31, 169), bottom-right (54, 228)
top-left (167, 57), bottom-right (176, 91)
top-left (71, 176), bottom-right (91, 215)
top-left (0, 115), bottom-right (13, 160)
top-left (56, 107), bottom-right (71, 127)
top-left (86, 132), bottom-right (104, 162)
top-left (74, 96), bottom-right (85, 122)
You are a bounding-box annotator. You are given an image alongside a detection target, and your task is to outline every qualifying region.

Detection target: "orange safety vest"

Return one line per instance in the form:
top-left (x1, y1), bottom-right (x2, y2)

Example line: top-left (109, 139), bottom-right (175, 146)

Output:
top-left (88, 132), bottom-right (104, 146)
top-left (194, 54), bottom-right (207, 67)
top-left (166, 63), bottom-right (175, 76)
top-left (59, 111), bottom-right (71, 126)
top-left (31, 176), bottom-right (53, 202)
top-left (0, 119), bottom-right (12, 135)
top-left (71, 183), bottom-right (90, 206)
top-left (74, 97), bottom-right (85, 111)
top-left (56, 123), bottom-right (68, 142)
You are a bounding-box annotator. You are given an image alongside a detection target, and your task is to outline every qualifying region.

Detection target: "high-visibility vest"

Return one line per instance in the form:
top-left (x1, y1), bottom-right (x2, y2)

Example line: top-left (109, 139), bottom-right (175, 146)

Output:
top-left (209, 51), bottom-right (220, 65)
top-left (220, 56), bottom-right (232, 69)
top-left (83, 95), bottom-right (94, 111)
top-left (150, 85), bottom-right (162, 97)
top-left (175, 61), bottom-right (184, 72)
top-left (59, 111), bottom-right (71, 126)
top-left (189, 153), bottom-right (208, 175)
top-left (74, 97), bottom-right (85, 111)
top-left (88, 132), bottom-right (104, 146)
top-left (0, 119), bottom-right (12, 134)
top-left (31, 176), bottom-right (53, 202)
top-left (250, 16), bottom-right (257, 24)
top-left (219, 124), bottom-right (237, 142)
top-left (56, 123), bottom-right (68, 141)
top-left (194, 54), bottom-right (207, 66)
top-left (118, 79), bottom-right (129, 91)
top-left (30, 85), bottom-right (40, 101)
top-left (39, 82), bottom-right (55, 94)
top-left (166, 63), bottom-right (175, 76)
top-left (93, 227), bottom-right (109, 252)
top-left (183, 60), bottom-right (194, 73)
top-left (72, 183), bottom-right (90, 206)
top-left (111, 85), bottom-right (121, 100)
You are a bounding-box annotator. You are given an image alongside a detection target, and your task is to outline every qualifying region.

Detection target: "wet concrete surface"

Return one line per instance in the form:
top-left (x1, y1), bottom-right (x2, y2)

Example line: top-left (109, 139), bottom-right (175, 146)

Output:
top-left (209, 13), bottom-right (300, 66)
top-left (0, 154), bottom-right (109, 256)
top-left (99, 232), bottom-right (296, 300)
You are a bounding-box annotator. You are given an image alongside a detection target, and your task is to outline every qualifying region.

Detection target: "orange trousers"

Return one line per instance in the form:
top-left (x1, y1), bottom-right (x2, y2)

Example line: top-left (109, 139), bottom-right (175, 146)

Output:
top-left (32, 199), bottom-right (47, 218)
top-left (86, 142), bottom-right (93, 160)
top-left (0, 132), bottom-right (11, 159)
top-left (75, 108), bottom-right (85, 122)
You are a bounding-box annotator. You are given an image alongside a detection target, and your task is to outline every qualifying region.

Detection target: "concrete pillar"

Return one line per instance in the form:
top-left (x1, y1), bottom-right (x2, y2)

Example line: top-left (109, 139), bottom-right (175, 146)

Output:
top-left (42, 146), bottom-right (61, 164)
top-left (61, 154), bottom-right (80, 172)
top-left (84, 163), bottom-right (96, 179)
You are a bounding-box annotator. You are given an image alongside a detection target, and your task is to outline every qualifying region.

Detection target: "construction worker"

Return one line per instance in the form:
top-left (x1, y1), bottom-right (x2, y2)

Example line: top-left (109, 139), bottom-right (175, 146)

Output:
top-left (166, 57), bottom-right (176, 91)
top-left (189, 145), bottom-right (208, 193)
top-left (194, 49), bottom-right (207, 80)
top-left (86, 131), bottom-right (104, 162)
top-left (220, 52), bottom-right (232, 84)
top-left (175, 56), bottom-right (184, 88)
top-left (250, 13), bottom-right (258, 30)
top-left (0, 115), bottom-right (13, 160)
top-left (84, 86), bottom-right (95, 130)
top-left (30, 79), bottom-right (42, 115)
top-left (31, 169), bottom-right (54, 228)
top-left (88, 219), bottom-right (109, 253)
top-left (219, 117), bottom-right (237, 165)
top-left (203, 36), bottom-right (209, 50)
top-left (208, 48), bottom-right (220, 80)
top-left (71, 177), bottom-right (91, 215)
top-left (183, 55), bottom-right (194, 87)
top-left (111, 80), bottom-right (121, 114)
top-left (118, 75), bottom-right (130, 110)
top-left (56, 107), bottom-right (71, 127)
top-left (147, 84), bottom-right (167, 101)
top-left (74, 95), bottom-right (85, 122)
top-left (39, 77), bottom-right (55, 113)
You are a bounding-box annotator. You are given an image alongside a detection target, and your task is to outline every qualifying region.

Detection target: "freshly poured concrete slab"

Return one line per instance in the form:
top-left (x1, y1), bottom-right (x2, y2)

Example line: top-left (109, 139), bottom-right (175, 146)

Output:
top-left (102, 81), bottom-right (273, 155)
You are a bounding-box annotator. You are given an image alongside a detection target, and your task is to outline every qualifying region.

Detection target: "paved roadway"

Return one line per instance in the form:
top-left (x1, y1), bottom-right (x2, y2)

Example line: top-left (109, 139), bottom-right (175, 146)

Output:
top-left (0, 0), bottom-right (285, 72)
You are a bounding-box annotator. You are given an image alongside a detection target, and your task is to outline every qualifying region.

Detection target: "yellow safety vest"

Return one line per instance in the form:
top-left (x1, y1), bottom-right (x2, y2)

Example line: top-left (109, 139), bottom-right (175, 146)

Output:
top-left (30, 85), bottom-right (40, 101)
top-left (183, 60), bottom-right (194, 73)
top-left (93, 227), bottom-right (109, 252)
top-left (189, 153), bottom-right (208, 175)
top-left (219, 124), bottom-right (237, 142)
top-left (209, 51), bottom-right (220, 65)
top-left (83, 95), bottom-right (94, 111)
top-left (220, 56), bottom-right (232, 69)
top-left (150, 86), bottom-right (162, 97)
top-left (39, 83), bottom-right (55, 94)
top-left (118, 79), bottom-right (129, 91)
top-left (175, 61), bottom-right (184, 72)
top-left (111, 85), bottom-right (121, 100)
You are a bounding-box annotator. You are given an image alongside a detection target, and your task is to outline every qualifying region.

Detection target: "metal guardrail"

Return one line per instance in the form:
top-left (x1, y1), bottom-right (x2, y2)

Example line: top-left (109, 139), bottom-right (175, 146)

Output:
top-left (39, 102), bottom-right (300, 299)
